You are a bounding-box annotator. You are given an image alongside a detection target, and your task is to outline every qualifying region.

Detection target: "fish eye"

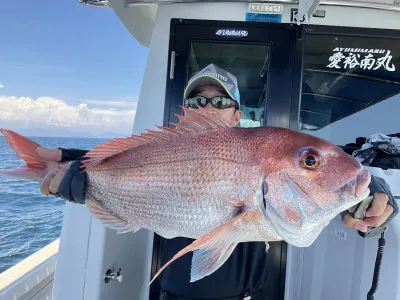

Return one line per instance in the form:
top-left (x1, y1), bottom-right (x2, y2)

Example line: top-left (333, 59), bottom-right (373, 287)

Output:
top-left (298, 148), bottom-right (321, 170)
top-left (304, 155), bottom-right (317, 167)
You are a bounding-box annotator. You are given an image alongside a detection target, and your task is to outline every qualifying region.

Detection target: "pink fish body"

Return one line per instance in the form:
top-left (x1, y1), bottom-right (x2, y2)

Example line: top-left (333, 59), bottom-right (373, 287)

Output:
top-left (0, 106), bottom-right (370, 283)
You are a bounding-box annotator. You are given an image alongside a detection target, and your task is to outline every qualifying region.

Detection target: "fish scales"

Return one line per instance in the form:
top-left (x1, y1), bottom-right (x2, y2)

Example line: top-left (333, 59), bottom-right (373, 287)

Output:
top-left (85, 128), bottom-right (263, 238)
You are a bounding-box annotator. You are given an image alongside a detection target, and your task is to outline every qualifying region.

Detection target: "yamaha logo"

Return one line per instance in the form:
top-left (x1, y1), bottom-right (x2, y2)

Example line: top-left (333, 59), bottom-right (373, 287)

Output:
top-left (215, 29), bottom-right (248, 38)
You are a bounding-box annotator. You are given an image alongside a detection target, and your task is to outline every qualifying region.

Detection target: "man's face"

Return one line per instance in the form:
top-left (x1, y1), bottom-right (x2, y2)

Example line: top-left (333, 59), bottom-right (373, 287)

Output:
top-left (191, 84), bottom-right (242, 126)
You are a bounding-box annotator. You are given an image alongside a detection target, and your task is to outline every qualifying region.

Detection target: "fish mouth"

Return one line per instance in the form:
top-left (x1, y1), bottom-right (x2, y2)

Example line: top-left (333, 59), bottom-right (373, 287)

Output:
top-left (339, 169), bottom-right (371, 201)
top-left (355, 170), bottom-right (371, 198)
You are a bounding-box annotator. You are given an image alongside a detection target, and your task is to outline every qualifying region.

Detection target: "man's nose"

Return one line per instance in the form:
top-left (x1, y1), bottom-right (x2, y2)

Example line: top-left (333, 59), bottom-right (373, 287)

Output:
top-left (204, 102), bottom-right (216, 113)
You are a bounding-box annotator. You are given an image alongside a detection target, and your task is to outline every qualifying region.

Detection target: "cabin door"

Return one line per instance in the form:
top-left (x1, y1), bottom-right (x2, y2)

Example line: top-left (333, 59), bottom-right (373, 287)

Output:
top-left (150, 19), bottom-right (301, 300)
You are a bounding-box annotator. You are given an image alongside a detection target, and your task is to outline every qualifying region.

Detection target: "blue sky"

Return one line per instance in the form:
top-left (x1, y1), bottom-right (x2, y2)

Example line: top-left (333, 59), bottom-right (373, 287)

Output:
top-left (0, 0), bottom-right (148, 137)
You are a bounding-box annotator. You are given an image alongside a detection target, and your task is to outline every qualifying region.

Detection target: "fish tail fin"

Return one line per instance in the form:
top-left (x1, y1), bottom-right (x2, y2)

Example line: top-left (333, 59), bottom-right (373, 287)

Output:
top-left (0, 128), bottom-right (48, 180)
top-left (0, 168), bottom-right (47, 181)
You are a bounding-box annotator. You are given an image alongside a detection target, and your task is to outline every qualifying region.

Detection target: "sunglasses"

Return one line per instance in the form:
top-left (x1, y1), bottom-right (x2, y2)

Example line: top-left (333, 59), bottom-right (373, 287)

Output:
top-left (185, 96), bottom-right (239, 110)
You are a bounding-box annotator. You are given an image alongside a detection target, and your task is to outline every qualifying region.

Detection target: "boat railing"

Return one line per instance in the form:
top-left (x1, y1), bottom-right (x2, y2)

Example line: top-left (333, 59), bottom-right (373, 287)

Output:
top-left (0, 239), bottom-right (59, 300)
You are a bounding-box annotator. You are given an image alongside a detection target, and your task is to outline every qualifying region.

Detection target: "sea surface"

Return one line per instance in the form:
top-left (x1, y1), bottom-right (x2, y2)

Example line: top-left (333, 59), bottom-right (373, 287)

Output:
top-left (0, 135), bottom-right (109, 273)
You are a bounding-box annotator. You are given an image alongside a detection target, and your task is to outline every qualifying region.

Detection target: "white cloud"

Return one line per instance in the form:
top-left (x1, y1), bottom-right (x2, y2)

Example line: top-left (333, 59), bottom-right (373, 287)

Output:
top-left (85, 97), bottom-right (138, 109)
top-left (0, 83), bottom-right (4, 88)
top-left (0, 96), bottom-right (137, 138)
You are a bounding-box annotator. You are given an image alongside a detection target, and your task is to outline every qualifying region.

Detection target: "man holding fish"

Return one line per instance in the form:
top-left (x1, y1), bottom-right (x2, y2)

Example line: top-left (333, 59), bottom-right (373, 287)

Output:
top-left (2, 64), bottom-right (398, 300)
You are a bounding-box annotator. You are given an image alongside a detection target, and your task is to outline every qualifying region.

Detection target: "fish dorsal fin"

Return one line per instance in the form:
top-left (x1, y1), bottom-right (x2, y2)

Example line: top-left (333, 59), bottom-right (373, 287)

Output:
top-left (81, 106), bottom-right (232, 169)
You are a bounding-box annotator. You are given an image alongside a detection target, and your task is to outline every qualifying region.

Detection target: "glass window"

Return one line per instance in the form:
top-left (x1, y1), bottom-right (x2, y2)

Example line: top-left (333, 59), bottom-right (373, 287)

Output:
top-left (187, 42), bottom-right (270, 127)
top-left (300, 34), bottom-right (400, 131)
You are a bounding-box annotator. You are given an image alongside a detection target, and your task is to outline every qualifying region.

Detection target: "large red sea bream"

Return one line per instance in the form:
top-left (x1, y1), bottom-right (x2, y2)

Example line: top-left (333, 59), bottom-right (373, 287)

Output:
top-left (0, 106), bottom-right (371, 284)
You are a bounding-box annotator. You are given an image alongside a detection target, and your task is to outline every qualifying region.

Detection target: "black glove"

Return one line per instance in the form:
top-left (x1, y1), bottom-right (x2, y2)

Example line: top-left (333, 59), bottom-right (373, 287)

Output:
top-left (59, 148), bottom-right (89, 162)
top-left (56, 148), bottom-right (89, 204)
top-left (342, 175), bottom-right (399, 238)
top-left (363, 175), bottom-right (399, 237)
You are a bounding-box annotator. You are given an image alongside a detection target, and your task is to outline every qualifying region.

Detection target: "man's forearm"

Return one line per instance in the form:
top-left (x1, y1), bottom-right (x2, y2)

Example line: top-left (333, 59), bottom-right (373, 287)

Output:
top-left (58, 148), bottom-right (89, 162)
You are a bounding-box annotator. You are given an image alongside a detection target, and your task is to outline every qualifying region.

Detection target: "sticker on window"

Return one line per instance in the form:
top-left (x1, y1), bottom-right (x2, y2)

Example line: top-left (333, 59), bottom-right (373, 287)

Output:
top-left (245, 3), bottom-right (282, 23)
top-left (245, 12), bottom-right (282, 23)
top-left (327, 47), bottom-right (396, 72)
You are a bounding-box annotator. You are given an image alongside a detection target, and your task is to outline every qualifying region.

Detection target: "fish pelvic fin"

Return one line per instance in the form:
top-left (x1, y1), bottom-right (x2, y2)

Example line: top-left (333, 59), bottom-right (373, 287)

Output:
top-left (87, 198), bottom-right (139, 234)
top-left (81, 105), bottom-right (232, 170)
top-left (190, 242), bottom-right (238, 283)
top-left (149, 210), bottom-right (252, 285)
top-left (0, 128), bottom-right (49, 180)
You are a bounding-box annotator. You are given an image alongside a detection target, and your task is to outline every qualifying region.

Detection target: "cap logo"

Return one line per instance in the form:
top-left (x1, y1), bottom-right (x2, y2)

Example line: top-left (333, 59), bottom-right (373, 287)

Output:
top-left (202, 71), bottom-right (228, 82)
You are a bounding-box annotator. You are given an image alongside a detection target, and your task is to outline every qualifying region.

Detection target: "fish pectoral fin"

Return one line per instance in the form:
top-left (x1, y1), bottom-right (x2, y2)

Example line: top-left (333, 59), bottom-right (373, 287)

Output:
top-left (149, 211), bottom-right (249, 285)
top-left (87, 198), bottom-right (139, 234)
top-left (190, 241), bottom-right (238, 282)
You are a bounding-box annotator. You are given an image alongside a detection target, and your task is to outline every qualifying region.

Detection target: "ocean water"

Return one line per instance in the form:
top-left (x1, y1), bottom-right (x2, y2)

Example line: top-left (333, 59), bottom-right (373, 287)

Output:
top-left (0, 135), bottom-right (109, 274)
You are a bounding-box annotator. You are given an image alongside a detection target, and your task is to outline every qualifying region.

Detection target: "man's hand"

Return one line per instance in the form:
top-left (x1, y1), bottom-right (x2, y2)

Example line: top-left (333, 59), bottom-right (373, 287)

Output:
top-left (36, 147), bottom-right (70, 196)
top-left (36, 146), bottom-right (62, 162)
top-left (343, 193), bottom-right (394, 232)
top-left (35, 146), bottom-right (87, 203)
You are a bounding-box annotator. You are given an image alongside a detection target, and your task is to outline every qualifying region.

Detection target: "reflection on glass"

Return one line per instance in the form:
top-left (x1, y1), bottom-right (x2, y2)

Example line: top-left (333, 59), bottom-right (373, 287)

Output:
top-left (240, 107), bottom-right (263, 128)
top-left (300, 34), bottom-right (400, 131)
top-left (188, 42), bottom-right (270, 128)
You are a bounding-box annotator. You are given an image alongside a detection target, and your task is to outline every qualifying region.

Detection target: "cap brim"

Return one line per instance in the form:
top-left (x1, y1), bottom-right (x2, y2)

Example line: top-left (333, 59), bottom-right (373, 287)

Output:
top-left (184, 75), bottom-right (238, 102)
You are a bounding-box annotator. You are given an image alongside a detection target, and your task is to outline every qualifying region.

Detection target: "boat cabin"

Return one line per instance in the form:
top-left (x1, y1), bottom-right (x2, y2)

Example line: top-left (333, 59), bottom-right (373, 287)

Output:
top-left (1, 1), bottom-right (399, 299)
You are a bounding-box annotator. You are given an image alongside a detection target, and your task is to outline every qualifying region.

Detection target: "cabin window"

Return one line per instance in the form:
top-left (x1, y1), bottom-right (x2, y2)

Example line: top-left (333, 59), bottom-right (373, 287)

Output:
top-left (187, 42), bottom-right (270, 127)
top-left (300, 33), bottom-right (400, 131)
